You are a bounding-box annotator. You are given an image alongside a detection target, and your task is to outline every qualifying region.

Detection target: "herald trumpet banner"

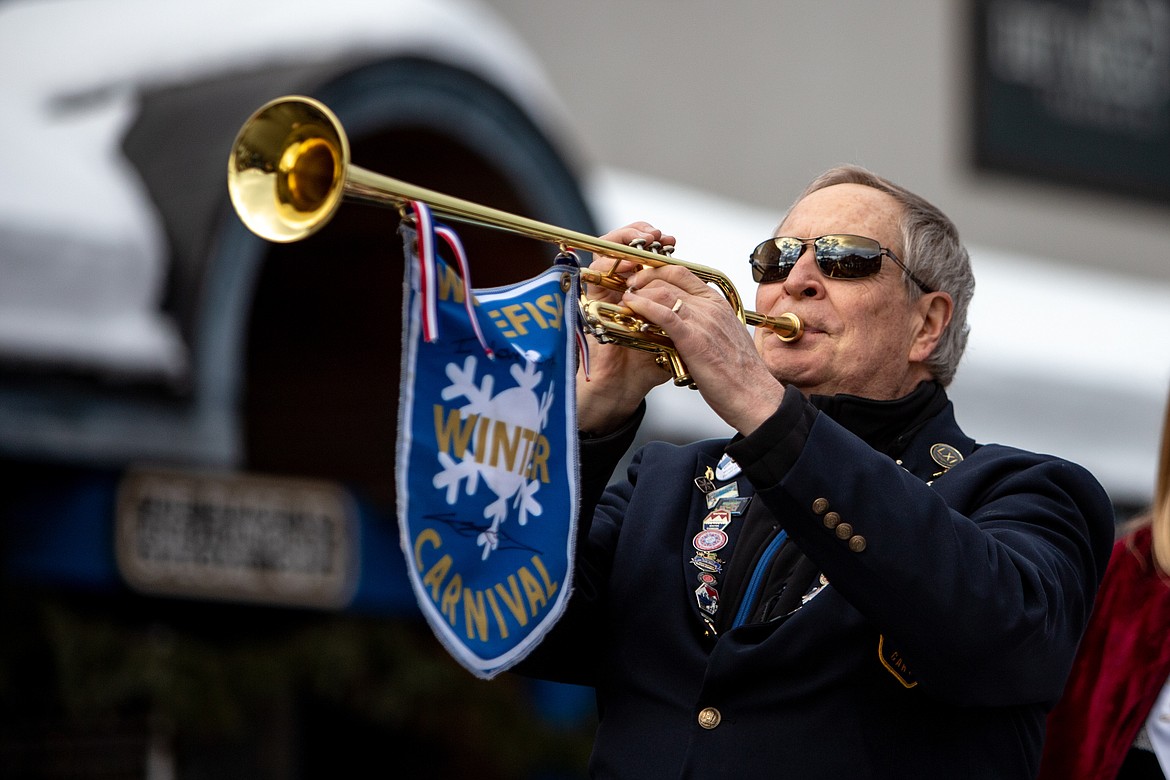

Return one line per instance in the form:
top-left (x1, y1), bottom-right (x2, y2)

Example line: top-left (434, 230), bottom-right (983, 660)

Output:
top-left (227, 95), bottom-right (802, 387)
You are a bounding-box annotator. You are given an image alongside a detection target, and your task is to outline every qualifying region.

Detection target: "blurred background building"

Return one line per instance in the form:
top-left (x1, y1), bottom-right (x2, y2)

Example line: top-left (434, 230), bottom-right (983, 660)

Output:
top-left (1, 0), bottom-right (1168, 777)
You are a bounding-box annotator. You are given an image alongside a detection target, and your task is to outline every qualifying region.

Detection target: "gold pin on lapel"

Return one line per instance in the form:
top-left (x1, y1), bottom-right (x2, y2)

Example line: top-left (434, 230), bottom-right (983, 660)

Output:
top-left (929, 443), bottom-right (963, 477)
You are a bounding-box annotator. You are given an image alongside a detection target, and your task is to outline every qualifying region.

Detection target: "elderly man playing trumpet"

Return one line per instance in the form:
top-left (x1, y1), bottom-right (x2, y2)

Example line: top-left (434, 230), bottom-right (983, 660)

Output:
top-left (519, 164), bottom-right (1115, 779)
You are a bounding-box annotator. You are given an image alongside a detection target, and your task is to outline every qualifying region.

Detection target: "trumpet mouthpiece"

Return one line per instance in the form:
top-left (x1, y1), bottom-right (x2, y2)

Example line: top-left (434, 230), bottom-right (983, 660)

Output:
top-left (774, 312), bottom-right (802, 342)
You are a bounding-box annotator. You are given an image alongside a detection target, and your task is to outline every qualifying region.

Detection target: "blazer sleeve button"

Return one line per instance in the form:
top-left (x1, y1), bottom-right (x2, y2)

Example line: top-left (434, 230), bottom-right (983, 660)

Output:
top-left (834, 522), bottom-right (854, 540)
top-left (822, 511), bottom-right (841, 529)
top-left (697, 707), bottom-right (722, 729)
top-left (848, 535), bottom-right (867, 553)
top-left (812, 498), bottom-right (830, 514)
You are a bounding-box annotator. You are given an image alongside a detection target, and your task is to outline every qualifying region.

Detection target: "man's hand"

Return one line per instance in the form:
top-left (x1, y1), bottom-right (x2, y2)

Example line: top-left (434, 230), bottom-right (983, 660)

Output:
top-left (619, 258), bottom-right (787, 437)
top-left (575, 222), bottom-right (676, 435)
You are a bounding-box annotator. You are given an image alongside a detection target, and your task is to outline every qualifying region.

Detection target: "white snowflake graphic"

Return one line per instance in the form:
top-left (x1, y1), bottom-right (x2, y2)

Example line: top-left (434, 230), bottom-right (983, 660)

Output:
top-left (432, 353), bottom-right (555, 560)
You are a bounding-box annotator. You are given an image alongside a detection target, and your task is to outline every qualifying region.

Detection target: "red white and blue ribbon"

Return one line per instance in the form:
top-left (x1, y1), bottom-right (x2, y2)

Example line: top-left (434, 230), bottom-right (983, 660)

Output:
top-left (435, 224), bottom-right (492, 358)
top-left (410, 200), bottom-right (440, 343)
top-left (554, 250), bottom-right (591, 381)
top-left (409, 200), bottom-right (492, 358)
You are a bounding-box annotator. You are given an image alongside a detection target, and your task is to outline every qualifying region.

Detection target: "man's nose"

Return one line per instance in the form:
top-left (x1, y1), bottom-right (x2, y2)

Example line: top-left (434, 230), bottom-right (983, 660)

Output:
top-left (782, 247), bottom-right (826, 299)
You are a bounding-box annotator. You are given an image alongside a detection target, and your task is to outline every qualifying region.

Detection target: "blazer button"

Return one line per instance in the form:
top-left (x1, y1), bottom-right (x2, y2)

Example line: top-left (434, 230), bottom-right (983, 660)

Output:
top-left (835, 523), bottom-right (853, 540)
top-left (848, 535), bottom-right (867, 553)
top-left (822, 511), bottom-right (841, 530)
top-left (697, 707), bottom-right (722, 729)
top-left (811, 497), bottom-right (830, 515)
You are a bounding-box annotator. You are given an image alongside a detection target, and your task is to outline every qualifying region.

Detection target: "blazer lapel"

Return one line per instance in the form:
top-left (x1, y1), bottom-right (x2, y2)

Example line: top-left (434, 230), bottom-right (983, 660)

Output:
top-left (683, 446), bottom-right (756, 633)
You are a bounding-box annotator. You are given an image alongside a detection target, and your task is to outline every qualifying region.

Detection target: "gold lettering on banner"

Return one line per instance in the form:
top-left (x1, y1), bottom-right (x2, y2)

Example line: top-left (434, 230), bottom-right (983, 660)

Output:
top-left (518, 566), bottom-right (548, 614)
top-left (531, 555), bottom-right (559, 598)
top-left (432, 406), bottom-right (551, 483)
top-left (485, 588), bottom-right (509, 640)
top-left (414, 530), bottom-right (562, 644)
top-left (522, 300), bottom-right (549, 329)
top-left (498, 304), bottom-right (531, 336)
top-left (529, 436), bottom-right (550, 484)
top-left (433, 408), bottom-right (477, 458)
top-left (437, 264), bottom-right (465, 304)
top-left (464, 588), bottom-right (488, 640)
top-left (494, 575), bottom-right (530, 627)
top-left (489, 419), bottom-right (521, 470)
top-left (421, 554), bottom-right (453, 601)
top-left (441, 572), bottom-right (463, 625)
top-left (486, 293), bottom-right (564, 337)
top-left (536, 293), bottom-right (563, 329)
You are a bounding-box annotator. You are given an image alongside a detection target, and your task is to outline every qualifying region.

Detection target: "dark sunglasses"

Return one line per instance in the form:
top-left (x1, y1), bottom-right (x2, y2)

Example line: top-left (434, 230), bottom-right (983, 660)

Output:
top-left (749, 234), bottom-right (933, 293)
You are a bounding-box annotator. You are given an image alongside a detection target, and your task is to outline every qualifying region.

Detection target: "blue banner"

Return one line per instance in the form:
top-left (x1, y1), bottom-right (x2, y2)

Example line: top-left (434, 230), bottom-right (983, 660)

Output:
top-left (396, 220), bottom-right (580, 678)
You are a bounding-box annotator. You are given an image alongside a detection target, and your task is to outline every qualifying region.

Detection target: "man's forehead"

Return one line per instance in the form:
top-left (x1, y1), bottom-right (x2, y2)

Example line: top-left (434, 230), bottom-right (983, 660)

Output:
top-left (780, 183), bottom-right (902, 235)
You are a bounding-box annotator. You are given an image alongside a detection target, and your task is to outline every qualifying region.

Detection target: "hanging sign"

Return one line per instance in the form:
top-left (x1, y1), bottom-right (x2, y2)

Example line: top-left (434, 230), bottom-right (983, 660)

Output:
top-left (395, 206), bottom-right (581, 678)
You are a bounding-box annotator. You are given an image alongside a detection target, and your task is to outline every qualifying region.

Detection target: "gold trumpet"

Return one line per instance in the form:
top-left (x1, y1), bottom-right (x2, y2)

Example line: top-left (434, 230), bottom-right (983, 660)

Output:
top-left (226, 95), bottom-right (802, 387)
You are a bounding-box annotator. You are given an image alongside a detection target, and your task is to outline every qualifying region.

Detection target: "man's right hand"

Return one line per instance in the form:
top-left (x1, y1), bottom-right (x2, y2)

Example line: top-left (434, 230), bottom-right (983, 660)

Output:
top-left (575, 222), bottom-right (676, 436)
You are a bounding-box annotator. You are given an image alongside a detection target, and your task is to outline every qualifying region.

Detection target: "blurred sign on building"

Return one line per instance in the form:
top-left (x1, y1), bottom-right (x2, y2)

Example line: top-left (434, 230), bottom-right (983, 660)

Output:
top-left (972, 0), bottom-right (1170, 202)
top-left (116, 467), bottom-right (358, 609)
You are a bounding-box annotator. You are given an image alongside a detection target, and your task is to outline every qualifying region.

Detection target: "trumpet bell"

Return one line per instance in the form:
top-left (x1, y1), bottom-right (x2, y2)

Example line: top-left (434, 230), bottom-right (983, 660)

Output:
top-left (227, 97), bottom-right (349, 243)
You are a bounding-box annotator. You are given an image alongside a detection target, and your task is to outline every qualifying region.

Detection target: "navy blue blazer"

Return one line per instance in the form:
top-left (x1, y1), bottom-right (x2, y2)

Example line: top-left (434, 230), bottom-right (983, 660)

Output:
top-left (523, 393), bottom-right (1115, 779)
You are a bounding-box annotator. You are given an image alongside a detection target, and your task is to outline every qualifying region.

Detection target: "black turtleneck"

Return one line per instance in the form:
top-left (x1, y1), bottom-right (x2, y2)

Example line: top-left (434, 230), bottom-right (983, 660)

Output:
top-left (808, 380), bottom-right (948, 457)
top-left (725, 380), bottom-right (947, 489)
top-left (712, 381), bottom-right (948, 634)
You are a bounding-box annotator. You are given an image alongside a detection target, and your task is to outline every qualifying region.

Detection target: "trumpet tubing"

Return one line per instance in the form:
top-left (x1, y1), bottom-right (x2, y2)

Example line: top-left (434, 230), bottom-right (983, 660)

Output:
top-left (227, 95), bottom-right (802, 388)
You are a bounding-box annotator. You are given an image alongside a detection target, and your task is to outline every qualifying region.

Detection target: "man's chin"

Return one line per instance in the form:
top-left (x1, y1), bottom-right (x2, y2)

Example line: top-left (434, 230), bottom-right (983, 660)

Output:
top-left (766, 360), bottom-right (825, 394)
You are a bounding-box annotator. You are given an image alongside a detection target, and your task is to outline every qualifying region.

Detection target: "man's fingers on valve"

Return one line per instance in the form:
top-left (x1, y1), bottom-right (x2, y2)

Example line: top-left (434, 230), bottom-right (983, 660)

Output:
top-left (627, 230), bottom-right (677, 256)
top-left (623, 279), bottom-right (695, 324)
top-left (627, 264), bottom-right (710, 299)
top-left (600, 221), bottom-right (669, 247)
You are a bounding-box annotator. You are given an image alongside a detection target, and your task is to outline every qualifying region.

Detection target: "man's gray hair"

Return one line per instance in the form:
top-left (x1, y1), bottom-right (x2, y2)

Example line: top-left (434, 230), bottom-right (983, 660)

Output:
top-left (786, 164), bottom-right (975, 387)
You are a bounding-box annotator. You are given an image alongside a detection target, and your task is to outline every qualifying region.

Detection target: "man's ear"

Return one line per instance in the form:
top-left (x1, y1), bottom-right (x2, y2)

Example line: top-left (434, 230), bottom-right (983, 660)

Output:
top-left (909, 291), bottom-right (953, 364)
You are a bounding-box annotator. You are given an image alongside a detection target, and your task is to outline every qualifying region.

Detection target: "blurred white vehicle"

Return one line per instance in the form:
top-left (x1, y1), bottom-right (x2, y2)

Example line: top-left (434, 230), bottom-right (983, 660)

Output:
top-left (0, 0), bottom-right (594, 472)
